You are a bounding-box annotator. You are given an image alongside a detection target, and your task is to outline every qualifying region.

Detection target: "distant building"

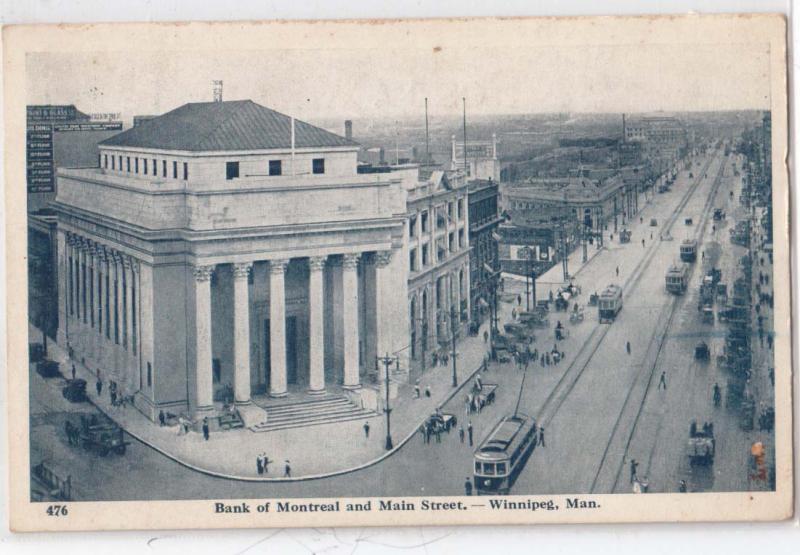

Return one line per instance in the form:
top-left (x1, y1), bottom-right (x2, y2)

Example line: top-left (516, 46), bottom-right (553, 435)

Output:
top-left (451, 134), bottom-right (501, 182)
top-left (624, 115), bottom-right (688, 161)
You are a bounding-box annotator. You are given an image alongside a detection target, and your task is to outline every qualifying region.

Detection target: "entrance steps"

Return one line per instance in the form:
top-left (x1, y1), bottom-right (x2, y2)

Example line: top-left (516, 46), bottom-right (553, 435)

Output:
top-left (250, 395), bottom-right (376, 433)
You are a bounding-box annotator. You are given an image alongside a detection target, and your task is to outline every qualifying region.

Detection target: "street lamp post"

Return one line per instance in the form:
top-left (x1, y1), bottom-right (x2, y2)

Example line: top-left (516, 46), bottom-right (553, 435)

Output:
top-left (377, 352), bottom-right (398, 450)
top-left (449, 306), bottom-right (459, 388)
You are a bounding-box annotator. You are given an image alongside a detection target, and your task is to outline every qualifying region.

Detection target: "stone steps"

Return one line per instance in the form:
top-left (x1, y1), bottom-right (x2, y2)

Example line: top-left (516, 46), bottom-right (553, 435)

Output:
top-left (251, 395), bottom-right (376, 433)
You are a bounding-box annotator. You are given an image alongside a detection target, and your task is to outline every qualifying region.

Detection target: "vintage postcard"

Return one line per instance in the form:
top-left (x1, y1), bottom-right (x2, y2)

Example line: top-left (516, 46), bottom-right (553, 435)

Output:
top-left (3, 14), bottom-right (792, 531)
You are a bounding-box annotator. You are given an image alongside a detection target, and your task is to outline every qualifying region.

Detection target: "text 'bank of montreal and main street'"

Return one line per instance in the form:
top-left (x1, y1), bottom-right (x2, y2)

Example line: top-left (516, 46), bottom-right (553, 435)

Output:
top-left (213, 498), bottom-right (600, 513)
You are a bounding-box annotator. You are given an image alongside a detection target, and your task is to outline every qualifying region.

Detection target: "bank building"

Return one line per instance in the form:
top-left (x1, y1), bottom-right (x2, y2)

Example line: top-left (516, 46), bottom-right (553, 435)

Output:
top-left (53, 100), bottom-right (412, 425)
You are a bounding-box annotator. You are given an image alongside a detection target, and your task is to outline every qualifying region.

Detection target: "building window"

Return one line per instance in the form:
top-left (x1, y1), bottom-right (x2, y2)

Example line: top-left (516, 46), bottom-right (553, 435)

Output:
top-left (437, 207), bottom-right (446, 230)
top-left (409, 215), bottom-right (417, 237)
top-left (459, 229), bottom-right (465, 248)
top-left (162, 160), bottom-right (167, 178)
top-left (269, 160), bottom-right (282, 176)
top-left (173, 161), bottom-right (178, 179)
top-left (458, 198), bottom-right (464, 220)
top-left (226, 161), bottom-right (240, 180)
top-left (111, 156), bottom-right (115, 170)
top-left (312, 158), bottom-right (325, 174)
top-left (104, 154), bottom-right (108, 168)
top-left (183, 162), bottom-right (188, 180)
top-left (421, 211), bottom-right (429, 232)
top-left (118, 155), bottom-right (122, 170)
top-left (135, 158), bottom-right (139, 174)
top-left (422, 243), bottom-right (429, 266)
top-left (143, 159), bottom-right (148, 175)
top-left (147, 362), bottom-right (152, 388)
top-left (448, 201), bottom-right (454, 220)
top-left (409, 248), bottom-right (418, 272)
top-left (152, 159), bottom-right (157, 176)
top-left (126, 157), bottom-right (131, 172)
top-left (449, 232), bottom-right (455, 252)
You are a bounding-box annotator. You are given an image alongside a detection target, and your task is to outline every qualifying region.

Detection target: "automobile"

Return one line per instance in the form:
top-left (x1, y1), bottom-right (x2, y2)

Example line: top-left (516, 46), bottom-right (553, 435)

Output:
top-left (36, 360), bottom-right (61, 378)
top-left (685, 218), bottom-right (693, 226)
top-left (695, 341), bottom-right (710, 361)
top-left (62, 379), bottom-right (88, 403)
top-left (426, 412), bottom-right (457, 432)
top-left (650, 218), bottom-right (658, 227)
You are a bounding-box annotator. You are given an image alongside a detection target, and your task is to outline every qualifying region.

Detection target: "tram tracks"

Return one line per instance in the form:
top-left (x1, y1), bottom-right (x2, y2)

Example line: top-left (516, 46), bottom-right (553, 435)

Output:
top-left (533, 152), bottom-right (721, 435)
top-left (590, 153), bottom-right (728, 494)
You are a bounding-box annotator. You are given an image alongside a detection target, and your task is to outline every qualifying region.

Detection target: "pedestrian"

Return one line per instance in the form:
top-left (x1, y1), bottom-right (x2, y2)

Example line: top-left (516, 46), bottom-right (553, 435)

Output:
top-left (658, 371), bottom-right (667, 390)
top-left (538, 426), bottom-right (545, 447)
top-left (363, 421), bottom-right (370, 438)
top-left (549, 290), bottom-right (554, 303)
top-left (96, 378), bottom-right (102, 396)
top-left (202, 417), bottom-right (210, 440)
top-left (284, 460), bottom-right (291, 477)
top-left (641, 238), bottom-right (645, 248)
top-left (616, 266), bottom-right (619, 277)
top-left (158, 410), bottom-right (166, 426)
top-left (517, 294), bottom-right (522, 306)
top-left (459, 425), bottom-right (465, 443)
top-left (465, 396), bottom-right (471, 416)
top-left (464, 477), bottom-right (473, 496)
top-left (432, 352), bottom-right (439, 366)
top-left (257, 455), bottom-right (264, 475)
top-left (650, 232), bottom-right (653, 240)
top-left (71, 363), bottom-right (76, 381)
top-left (96, 368), bottom-right (101, 381)
top-left (483, 330), bottom-right (489, 343)
top-left (110, 387), bottom-right (117, 406)
top-left (626, 341), bottom-right (631, 355)
top-left (425, 385), bottom-right (431, 398)
top-left (679, 479), bottom-right (687, 493)
top-left (435, 425), bottom-right (442, 443)
top-left (420, 424), bottom-right (427, 444)
top-left (414, 382), bottom-right (421, 398)
top-left (640, 216), bottom-right (643, 224)
top-left (630, 459), bottom-right (639, 483)
top-left (467, 421), bottom-right (474, 446)
top-left (512, 308), bottom-right (517, 320)
top-left (263, 454), bottom-right (271, 474)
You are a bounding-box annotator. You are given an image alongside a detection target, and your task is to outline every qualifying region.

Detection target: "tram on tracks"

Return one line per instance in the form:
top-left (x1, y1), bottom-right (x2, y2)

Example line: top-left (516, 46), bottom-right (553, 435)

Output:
top-left (473, 413), bottom-right (538, 495)
top-left (598, 284), bottom-right (623, 323)
top-left (665, 263), bottom-right (689, 295)
top-left (680, 239), bottom-right (698, 262)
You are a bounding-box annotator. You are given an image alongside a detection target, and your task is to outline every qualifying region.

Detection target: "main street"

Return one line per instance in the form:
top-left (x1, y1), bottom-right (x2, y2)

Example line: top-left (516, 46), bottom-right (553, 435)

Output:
top-left (29, 146), bottom-right (768, 501)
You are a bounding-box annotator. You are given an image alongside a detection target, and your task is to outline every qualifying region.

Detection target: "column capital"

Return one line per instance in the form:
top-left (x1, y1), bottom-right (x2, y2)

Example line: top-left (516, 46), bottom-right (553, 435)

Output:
top-left (193, 265), bottom-right (215, 282)
top-left (269, 259), bottom-right (290, 275)
top-left (374, 250), bottom-right (393, 268)
top-left (122, 256), bottom-right (134, 270)
top-left (342, 253), bottom-right (361, 270)
top-left (308, 256), bottom-right (327, 272)
top-left (233, 262), bottom-right (253, 279)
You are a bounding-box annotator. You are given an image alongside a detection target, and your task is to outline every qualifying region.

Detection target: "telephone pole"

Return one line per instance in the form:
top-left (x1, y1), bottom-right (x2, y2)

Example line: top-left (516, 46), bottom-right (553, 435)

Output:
top-left (377, 353), bottom-right (398, 450)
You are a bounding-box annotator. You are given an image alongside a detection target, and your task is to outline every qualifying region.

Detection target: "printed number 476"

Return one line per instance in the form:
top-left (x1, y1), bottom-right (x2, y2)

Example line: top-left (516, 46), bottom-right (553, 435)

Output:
top-left (46, 505), bottom-right (68, 516)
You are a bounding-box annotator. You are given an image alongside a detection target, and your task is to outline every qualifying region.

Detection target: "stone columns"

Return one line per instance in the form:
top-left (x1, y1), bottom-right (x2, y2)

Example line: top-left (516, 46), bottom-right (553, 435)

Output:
top-left (307, 256), bottom-right (327, 395)
top-left (269, 259), bottom-right (289, 398)
top-left (89, 244), bottom-right (100, 360)
top-left (373, 250), bottom-right (393, 371)
top-left (342, 253), bottom-right (361, 389)
top-left (193, 265), bottom-right (215, 415)
top-left (232, 262), bottom-right (253, 405)
top-left (56, 230), bottom-right (68, 345)
top-left (123, 257), bottom-right (136, 392)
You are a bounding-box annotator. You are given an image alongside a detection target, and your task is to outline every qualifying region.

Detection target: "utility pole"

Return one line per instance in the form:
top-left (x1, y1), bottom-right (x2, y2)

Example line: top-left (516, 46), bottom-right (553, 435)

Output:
top-left (424, 97), bottom-right (430, 165)
top-left (462, 97), bottom-right (468, 176)
top-left (377, 352), bottom-right (397, 450)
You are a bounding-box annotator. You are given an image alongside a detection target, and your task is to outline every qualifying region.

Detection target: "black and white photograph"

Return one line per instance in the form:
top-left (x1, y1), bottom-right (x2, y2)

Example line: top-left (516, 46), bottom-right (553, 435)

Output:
top-left (4, 14), bottom-right (792, 531)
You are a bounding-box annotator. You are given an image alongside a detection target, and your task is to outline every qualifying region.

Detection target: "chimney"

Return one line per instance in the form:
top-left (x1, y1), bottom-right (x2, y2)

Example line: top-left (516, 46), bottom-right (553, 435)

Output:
top-left (344, 120), bottom-right (353, 141)
top-left (213, 80), bottom-right (223, 102)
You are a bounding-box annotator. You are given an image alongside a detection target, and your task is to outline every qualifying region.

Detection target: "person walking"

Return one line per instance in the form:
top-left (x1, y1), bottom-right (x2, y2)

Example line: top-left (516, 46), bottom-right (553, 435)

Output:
top-left (467, 421), bottom-right (474, 446)
top-left (641, 238), bottom-right (645, 248)
top-left (538, 426), bottom-right (545, 447)
top-left (257, 455), bottom-right (264, 475)
top-left (464, 477), bottom-right (473, 496)
top-left (202, 417), bottom-right (210, 441)
top-left (420, 424), bottom-right (427, 444)
top-left (679, 479), bottom-right (687, 493)
top-left (262, 454), bottom-right (271, 474)
top-left (71, 363), bottom-right (76, 381)
top-left (414, 382), bottom-right (421, 398)
top-left (483, 330), bottom-right (489, 343)
top-left (284, 460), bottom-right (291, 478)
top-left (630, 459), bottom-right (639, 483)
top-left (658, 371), bottom-right (667, 390)
top-left (95, 378), bottom-right (103, 396)
top-left (459, 425), bottom-right (465, 444)
top-left (363, 421), bottom-right (370, 438)
top-left (425, 385), bottom-right (431, 398)
top-left (626, 341), bottom-right (631, 355)
top-left (517, 294), bottom-right (522, 306)
top-left (158, 410), bottom-right (166, 427)
top-left (615, 266), bottom-right (619, 277)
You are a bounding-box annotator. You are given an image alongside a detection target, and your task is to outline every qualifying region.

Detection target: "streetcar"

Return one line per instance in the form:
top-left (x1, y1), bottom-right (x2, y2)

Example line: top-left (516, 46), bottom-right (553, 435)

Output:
top-left (598, 284), bottom-right (623, 323)
top-left (665, 263), bottom-right (689, 295)
top-left (473, 413), bottom-right (537, 495)
top-left (679, 238), bottom-right (697, 262)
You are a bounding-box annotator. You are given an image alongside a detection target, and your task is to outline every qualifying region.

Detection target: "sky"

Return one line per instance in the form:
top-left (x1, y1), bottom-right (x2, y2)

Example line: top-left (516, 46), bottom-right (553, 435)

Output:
top-left (25, 39), bottom-right (771, 126)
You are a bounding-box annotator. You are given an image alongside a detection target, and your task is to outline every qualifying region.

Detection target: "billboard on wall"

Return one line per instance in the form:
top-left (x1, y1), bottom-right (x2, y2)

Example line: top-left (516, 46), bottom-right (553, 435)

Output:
top-left (26, 124), bottom-right (54, 192)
